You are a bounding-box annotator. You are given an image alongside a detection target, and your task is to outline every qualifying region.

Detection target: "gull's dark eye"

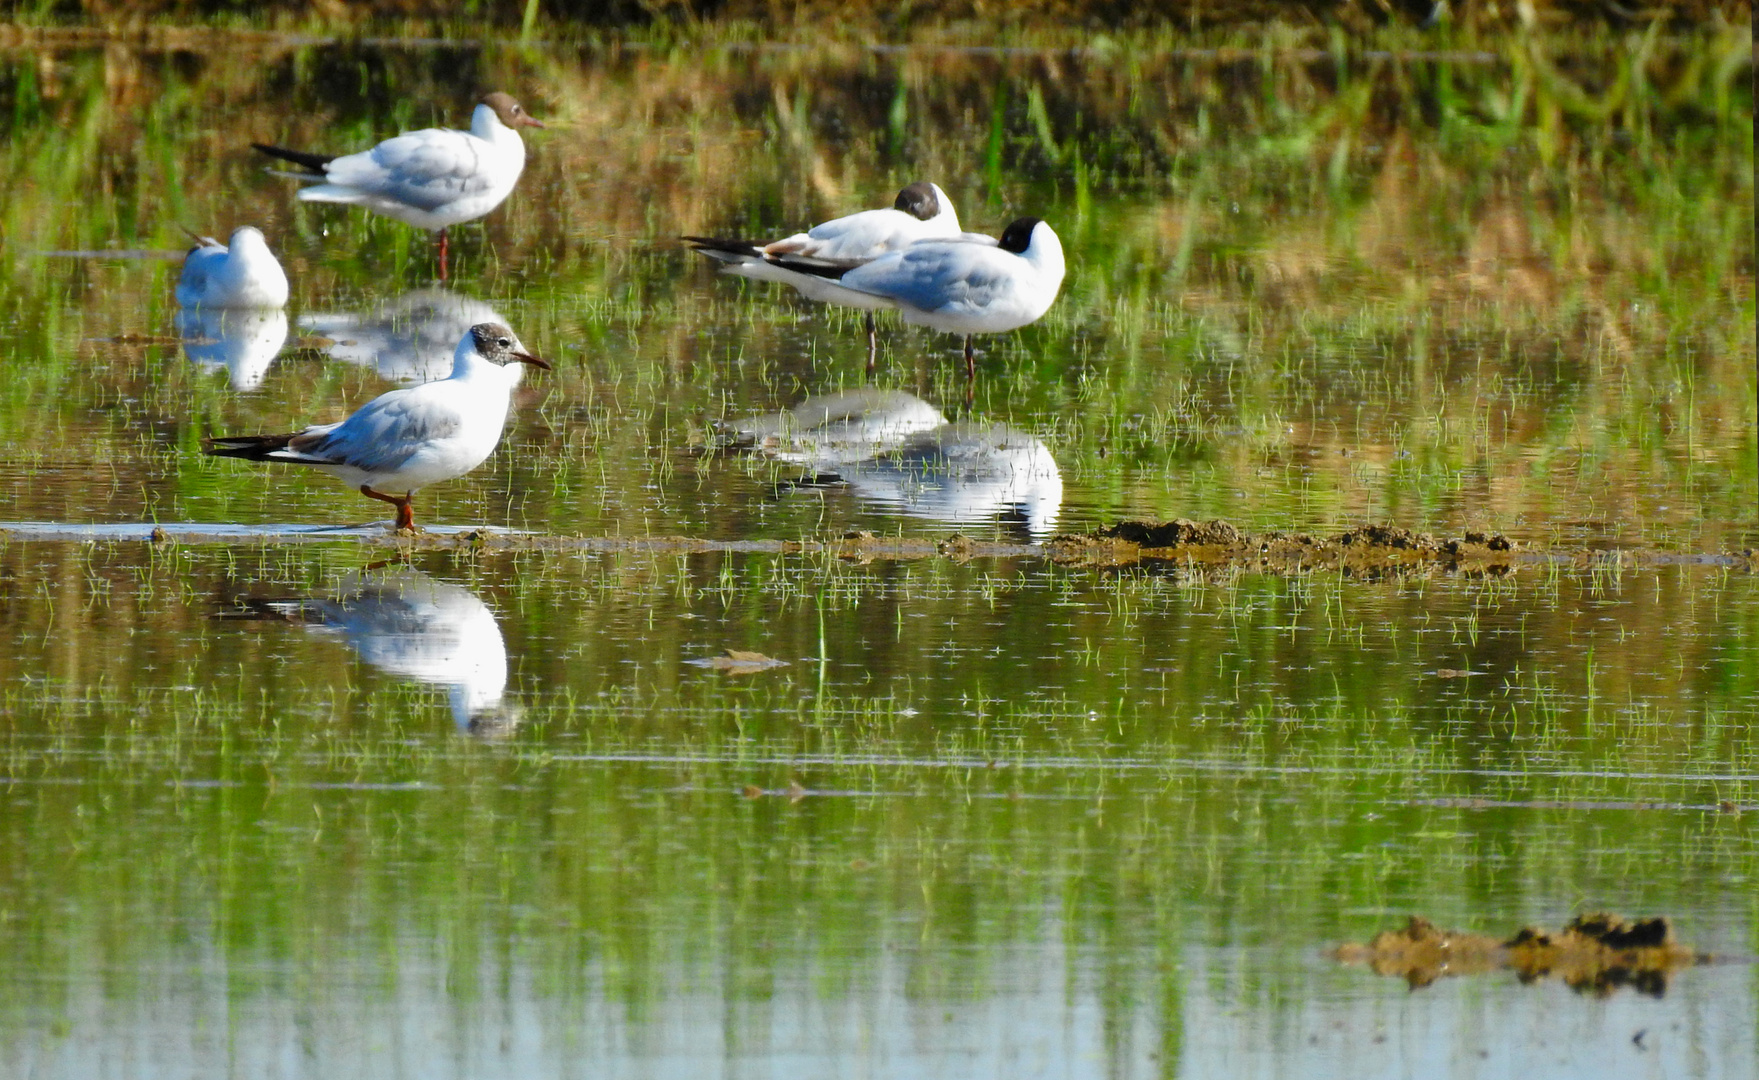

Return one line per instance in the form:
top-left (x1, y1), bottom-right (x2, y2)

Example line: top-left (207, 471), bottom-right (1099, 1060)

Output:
top-left (498, 337), bottom-right (512, 348)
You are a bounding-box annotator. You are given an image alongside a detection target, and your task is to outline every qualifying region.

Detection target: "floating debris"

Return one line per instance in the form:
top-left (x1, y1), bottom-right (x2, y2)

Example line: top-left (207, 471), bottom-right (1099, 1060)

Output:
top-left (1334, 914), bottom-right (1713, 997)
top-left (739, 779), bottom-right (808, 802)
top-left (688, 650), bottom-right (789, 675)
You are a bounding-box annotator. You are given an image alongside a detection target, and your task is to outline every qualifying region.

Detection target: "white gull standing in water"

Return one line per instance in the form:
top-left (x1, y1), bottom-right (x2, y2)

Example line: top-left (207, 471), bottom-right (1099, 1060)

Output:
top-left (204, 322), bottom-right (549, 531)
top-left (253, 92), bottom-right (545, 277)
top-left (761, 216), bottom-right (1064, 378)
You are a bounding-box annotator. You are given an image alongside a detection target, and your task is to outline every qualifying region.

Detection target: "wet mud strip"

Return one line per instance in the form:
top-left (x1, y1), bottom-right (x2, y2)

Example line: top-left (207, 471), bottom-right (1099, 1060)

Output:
top-left (1, 519), bottom-right (1754, 575)
top-left (1045, 520), bottom-right (1522, 575)
top-left (1334, 914), bottom-right (1719, 997)
top-left (1044, 520), bottom-right (1759, 575)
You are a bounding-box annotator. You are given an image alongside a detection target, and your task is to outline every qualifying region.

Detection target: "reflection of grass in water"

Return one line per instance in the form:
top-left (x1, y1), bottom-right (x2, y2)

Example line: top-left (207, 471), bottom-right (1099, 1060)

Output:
top-left (0, 538), bottom-right (1754, 1030)
top-left (2, 663), bottom-right (1751, 996)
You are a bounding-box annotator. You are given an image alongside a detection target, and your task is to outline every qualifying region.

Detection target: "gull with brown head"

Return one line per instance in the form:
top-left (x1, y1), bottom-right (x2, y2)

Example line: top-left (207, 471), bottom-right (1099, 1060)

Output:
top-left (253, 92), bottom-right (545, 277)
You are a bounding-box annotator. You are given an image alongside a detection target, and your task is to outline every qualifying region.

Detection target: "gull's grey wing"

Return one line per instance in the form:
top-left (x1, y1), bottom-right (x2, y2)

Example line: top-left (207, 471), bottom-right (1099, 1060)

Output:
top-left (326, 129), bottom-right (496, 212)
top-left (845, 243), bottom-right (1014, 313)
top-left (175, 245), bottom-right (227, 304)
top-left (285, 389), bottom-right (465, 473)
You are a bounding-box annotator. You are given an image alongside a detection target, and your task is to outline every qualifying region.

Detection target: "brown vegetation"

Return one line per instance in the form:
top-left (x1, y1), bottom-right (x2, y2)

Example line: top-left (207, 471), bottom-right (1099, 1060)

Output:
top-left (20, 0), bottom-right (1753, 32)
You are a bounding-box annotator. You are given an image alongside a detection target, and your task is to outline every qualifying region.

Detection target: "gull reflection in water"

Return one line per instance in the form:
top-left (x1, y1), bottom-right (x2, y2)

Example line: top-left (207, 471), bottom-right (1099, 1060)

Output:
top-left (726, 388), bottom-right (1063, 539)
top-left (223, 568), bottom-right (515, 735)
top-left (177, 307), bottom-right (291, 391)
top-left (301, 287), bottom-right (510, 384)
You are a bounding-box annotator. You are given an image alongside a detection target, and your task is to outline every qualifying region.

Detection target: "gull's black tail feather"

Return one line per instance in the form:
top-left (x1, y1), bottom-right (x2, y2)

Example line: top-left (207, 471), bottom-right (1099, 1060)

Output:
top-left (763, 252), bottom-right (865, 280)
top-left (212, 597), bottom-right (317, 622)
top-left (251, 143), bottom-right (334, 173)
top-left (681, 236), bottom-right (766, 260)
top-left (204, 433), bottom-right (297, 461)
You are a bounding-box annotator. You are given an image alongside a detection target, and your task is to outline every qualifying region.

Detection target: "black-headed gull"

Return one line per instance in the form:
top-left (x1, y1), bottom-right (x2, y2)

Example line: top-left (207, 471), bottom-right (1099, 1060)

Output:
top-left (763, 217), bottom-right (1064, 377)
top-left (204, 322), bottom-right (550, 531)
top-left (683, 182), bottom-right (972, 356)
top-left (176, 226), bottom-right (289, 309)
top-left (252, 92), bottom-right (545, 276)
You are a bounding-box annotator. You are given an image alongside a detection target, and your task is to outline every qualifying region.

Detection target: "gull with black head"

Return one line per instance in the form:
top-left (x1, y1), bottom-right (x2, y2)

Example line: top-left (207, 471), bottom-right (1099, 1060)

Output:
top-left (683, 182), bottom-right (974, 359)
top-left (205, 322), bottom-right (550, 531)
top-left (763, 217), bottom-right (1065, 378)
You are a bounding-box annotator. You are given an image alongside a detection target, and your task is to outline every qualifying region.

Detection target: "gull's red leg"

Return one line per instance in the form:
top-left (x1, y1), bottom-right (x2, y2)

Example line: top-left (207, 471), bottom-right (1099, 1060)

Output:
top-left (360, 485), bottom-right (417, 531)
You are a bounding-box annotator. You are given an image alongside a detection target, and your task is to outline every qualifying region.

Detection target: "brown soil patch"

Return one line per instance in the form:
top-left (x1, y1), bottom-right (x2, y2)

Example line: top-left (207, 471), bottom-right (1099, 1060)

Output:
top-left (1334, 914), bottom-right (1712, 997)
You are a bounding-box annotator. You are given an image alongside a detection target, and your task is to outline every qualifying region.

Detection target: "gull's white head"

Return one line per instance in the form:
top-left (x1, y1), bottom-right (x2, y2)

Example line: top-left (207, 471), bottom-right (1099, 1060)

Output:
top-left (226, 225), bottom-right (275, 259)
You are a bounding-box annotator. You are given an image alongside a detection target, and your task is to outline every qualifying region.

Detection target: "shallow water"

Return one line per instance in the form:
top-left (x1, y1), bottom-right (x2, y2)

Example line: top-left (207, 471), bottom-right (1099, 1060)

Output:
top-left (0, 30), bottom-right (1755, 1080)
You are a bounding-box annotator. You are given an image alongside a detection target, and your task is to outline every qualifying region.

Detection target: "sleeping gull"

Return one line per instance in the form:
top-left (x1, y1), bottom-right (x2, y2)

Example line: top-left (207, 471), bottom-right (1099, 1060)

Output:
top-left (175, 226), bottom-right (289, 309)
top-left (762, 216), bottom-right (1064, 378)
top-left (682, 182), bottom-right (978, 359)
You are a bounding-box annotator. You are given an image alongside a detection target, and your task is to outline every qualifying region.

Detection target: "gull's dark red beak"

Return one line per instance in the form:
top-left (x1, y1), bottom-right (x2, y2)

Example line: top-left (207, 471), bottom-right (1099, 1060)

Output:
top-left (514, 351), bottom-right (551, 371)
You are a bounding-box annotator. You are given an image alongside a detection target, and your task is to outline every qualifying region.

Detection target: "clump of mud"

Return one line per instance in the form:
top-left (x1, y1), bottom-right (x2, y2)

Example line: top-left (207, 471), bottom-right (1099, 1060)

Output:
top-left (1049, 518), bottom-right (1518, 576)
top-left (1334, 914), bottom-right (1710, 997)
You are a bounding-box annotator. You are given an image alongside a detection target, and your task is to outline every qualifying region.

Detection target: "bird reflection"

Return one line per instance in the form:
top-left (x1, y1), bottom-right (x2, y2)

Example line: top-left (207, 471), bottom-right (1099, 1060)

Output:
top-left (725, 388), bottom-right (1063, 538)
top-left (221, 568), bottom-right (515, 735)
top-left (177, 307), bottom-right (290, 391)
top-left (728, 387), bottom-right (947, 459)
top-left (300, 287), bottom-right (510, 384)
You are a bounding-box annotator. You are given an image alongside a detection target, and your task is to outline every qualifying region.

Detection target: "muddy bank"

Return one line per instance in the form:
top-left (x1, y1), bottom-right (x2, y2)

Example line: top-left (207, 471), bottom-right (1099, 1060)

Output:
top-left (4, 518), bottom-right (1756, 575)
top-left (1046, 520), bottom-right (1521, 575)
top-left (1335, 914), bottom-right (1714, 997)
top-left (1047, 520), bottom-right (1759, 575)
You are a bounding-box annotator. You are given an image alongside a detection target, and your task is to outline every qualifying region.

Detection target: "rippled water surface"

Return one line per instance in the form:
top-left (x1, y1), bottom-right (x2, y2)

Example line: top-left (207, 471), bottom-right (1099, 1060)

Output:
top-left (0, 29), bottom-right (1754, 1080)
